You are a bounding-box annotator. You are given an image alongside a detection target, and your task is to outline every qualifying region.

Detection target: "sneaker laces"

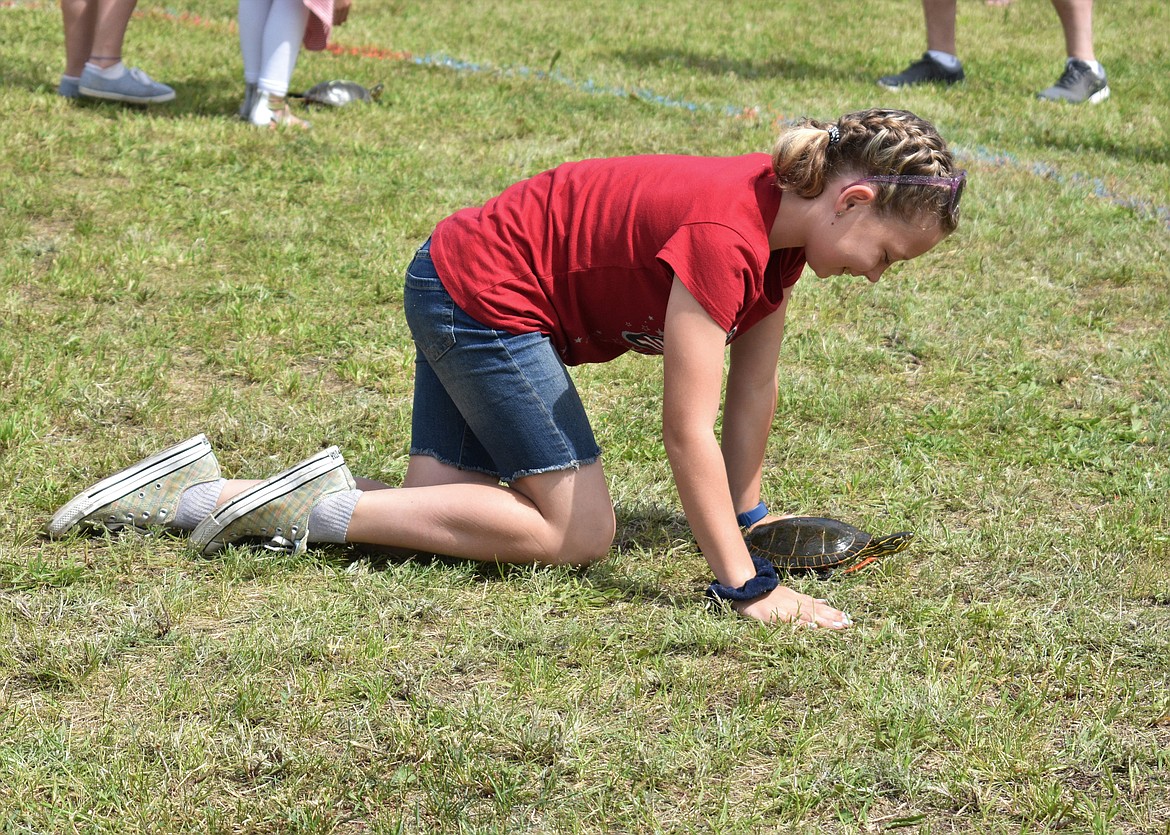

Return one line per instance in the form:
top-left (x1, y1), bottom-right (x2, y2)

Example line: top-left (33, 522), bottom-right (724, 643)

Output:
top-left (126, 66), bottom-right (159, 86)
top-left (1054, 60), bottom-right (1095, 89)
top-left (264, 534), bottom-right (297, 553)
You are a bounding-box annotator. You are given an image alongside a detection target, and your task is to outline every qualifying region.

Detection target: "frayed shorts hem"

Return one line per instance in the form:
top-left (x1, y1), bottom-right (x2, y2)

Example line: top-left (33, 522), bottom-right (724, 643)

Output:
top-left (409, 447), bottom-right (601, 485)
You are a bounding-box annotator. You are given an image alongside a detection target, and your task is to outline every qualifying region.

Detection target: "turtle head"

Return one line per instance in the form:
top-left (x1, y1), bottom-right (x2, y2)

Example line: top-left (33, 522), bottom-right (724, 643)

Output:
top-left (869, 530), bottom-right (914, 557)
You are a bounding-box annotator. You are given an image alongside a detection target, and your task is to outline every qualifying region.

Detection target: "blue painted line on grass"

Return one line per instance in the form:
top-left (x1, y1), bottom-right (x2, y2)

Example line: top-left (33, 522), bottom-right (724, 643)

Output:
top-left (954, 145), bottom-right (1170, 231)
top-left (401, 49), bottom-right (1170, 232)
top-left (408, 50), bottom-right (773, 120)
top-left (7, 0), bottom-right (1167, 231)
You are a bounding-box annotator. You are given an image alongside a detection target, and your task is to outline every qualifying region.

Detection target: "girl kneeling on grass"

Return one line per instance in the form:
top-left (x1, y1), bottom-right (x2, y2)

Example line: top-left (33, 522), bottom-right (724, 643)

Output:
top-left (48, 108), bottom-right (964, 630)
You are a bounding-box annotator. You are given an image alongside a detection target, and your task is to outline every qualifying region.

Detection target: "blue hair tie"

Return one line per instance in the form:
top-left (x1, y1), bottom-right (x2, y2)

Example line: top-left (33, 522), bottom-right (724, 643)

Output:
top-left (736, 500), bottom-right (769, 529)
top-left (826, 124), bottom-right (841, 146)
top-left (706, 554), bottom-right (780, 603)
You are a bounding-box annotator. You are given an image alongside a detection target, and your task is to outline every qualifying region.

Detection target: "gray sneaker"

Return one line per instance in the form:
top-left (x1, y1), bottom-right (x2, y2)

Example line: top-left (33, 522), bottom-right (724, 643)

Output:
top-left (46, 434), bottom-right (220, 538)
top-left (57, 76), bottom-right (81, 98)
top-left (878, 53), bottom-right (965, 89)
top-left (190, 447), bottom-right (355, 556)
top-left (1037, 59), bottom-right (1110, 103)
top-left (79, 65), bottom-right (176, 104)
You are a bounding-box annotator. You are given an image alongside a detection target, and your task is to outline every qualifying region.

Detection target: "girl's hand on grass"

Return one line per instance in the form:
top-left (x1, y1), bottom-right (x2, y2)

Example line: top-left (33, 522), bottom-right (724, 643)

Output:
top-left (733, 585), bottom-right (852, 630)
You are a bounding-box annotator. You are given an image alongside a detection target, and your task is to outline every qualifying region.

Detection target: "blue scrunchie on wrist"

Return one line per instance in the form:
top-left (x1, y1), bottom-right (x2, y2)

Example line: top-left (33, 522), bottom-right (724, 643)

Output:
top-left (706, 554), bottom-right (780, 603)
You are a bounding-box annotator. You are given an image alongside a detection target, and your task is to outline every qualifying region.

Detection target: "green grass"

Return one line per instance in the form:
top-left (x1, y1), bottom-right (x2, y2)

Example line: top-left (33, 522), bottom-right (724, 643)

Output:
top-left (2, 0), bottom-right (1168, 831)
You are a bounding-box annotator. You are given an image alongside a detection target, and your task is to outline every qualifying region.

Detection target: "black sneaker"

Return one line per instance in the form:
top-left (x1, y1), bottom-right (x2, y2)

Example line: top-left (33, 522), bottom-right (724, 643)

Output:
top-left (878, 53), bottom-right (965, 89)
top-left (1037, 59), bottom-right (1110, 103)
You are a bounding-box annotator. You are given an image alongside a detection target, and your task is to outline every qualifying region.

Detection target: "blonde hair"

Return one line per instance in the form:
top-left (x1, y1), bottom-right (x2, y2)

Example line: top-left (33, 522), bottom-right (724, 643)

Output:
top-left (772, 108), bottom-right (961, 234)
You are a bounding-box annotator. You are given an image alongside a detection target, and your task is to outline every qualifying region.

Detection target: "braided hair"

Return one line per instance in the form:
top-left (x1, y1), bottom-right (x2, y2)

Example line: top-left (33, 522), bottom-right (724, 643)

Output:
top-left (772, 108), bottom-right (962, 234)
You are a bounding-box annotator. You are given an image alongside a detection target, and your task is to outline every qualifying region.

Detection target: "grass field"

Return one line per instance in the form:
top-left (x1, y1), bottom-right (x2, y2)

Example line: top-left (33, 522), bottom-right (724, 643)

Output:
top-left (1, 0), bottom-right (1168, 831)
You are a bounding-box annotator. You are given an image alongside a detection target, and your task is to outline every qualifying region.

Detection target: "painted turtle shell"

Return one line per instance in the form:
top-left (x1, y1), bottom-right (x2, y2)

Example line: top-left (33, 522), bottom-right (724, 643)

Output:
top-left (744, 516), bottom-right (913, 574)
top-left (299, 80), bottom-right (383, 106)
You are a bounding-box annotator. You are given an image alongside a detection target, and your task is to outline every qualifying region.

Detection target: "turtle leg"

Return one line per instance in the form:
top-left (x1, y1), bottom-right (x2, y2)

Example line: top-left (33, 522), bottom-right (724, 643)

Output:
top-left (840, 555), bottom-right (879, 574)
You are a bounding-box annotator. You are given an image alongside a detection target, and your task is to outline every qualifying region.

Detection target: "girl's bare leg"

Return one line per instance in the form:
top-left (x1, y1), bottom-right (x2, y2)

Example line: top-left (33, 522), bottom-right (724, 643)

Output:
top-left (61, 0), bottom-right (98, 76)
top-left (1051, 0), bottom-right (1095, 61)
top-left (922, 0), bottom-right (959, 55)
top-left (89, 0), bottom-right (137, 67)
top-left (217, 456), bottom-right (617, 567)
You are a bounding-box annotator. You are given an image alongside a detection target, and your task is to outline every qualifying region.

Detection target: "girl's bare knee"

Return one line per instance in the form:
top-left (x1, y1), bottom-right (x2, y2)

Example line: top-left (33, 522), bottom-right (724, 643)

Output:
top-left (562, 536), bottom-right (614, 567)
top-left (552, 539), bottom-right (612, 567)
top-left (548, 506), bottom-right (616, 567)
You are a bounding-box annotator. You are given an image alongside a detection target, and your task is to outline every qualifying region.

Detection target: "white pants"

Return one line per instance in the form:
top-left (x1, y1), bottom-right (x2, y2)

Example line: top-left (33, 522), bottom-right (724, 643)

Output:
top-left (238, 0), bottom-right (310, 97)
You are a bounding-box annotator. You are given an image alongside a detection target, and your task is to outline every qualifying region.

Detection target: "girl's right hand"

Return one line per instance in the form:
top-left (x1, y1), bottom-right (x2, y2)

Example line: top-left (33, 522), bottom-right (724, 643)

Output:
top-left (733, 585), bottom-right (852, 630)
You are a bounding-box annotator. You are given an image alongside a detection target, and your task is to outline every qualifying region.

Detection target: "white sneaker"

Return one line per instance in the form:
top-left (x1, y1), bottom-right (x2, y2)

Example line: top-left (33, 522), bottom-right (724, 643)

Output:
top-left (190, 447), bottom-right (355, 556)
top-left (46, 435), bottom-right (219, 537)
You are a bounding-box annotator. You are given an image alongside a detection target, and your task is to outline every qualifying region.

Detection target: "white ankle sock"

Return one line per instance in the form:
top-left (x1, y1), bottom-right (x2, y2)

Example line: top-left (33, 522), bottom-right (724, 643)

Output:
top-left (307, 489), bottom-right (362, 544)
top-left (249, 91), bottom-right (273, 126)
top-left (926, 50), bottom-right (961, 71)
top-left (173, 478), bottom-right (227, 530)
top-left (86, 61), bottom-right (127, 79)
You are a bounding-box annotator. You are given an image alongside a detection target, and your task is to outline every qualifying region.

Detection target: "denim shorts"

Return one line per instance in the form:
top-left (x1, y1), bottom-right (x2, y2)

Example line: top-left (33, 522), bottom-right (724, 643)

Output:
top-left (402, 240), bottom-right (601, 484)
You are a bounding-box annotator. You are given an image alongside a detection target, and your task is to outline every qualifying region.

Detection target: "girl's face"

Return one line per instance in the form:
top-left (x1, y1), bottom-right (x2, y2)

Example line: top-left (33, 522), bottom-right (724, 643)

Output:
top-left (802, 182), bottom-right (947, 283)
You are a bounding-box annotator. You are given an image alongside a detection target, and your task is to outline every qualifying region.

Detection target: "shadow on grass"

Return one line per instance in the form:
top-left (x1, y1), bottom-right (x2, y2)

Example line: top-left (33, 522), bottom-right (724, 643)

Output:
top-left (64, 80), bottom-right (252, 121)
top-left (343, 503), bottom-right (697, 609)
top-left (13, 71), bottom-right (297, 122)
top-left (342, 501), bottom-right (851, 603)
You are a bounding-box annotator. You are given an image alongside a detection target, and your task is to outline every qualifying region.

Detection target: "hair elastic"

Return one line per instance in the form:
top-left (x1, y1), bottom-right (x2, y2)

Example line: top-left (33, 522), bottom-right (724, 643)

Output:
top-left (706, 554), bottom-right (780, 603)
top-left (826, 124), bottom-right (841, 146)
top-left (736, 500), bottom-right (769, 529)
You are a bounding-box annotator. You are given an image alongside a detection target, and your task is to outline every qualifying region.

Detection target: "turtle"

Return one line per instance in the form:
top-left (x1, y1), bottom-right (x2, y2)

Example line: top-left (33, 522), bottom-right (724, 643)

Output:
top-left (744, 516), bottom-right (913, 575)
top-left (293, 80), bottom-right (384, 107)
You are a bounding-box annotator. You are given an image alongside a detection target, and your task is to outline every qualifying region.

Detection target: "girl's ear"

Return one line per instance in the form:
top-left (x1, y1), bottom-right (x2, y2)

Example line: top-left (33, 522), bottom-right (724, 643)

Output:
top-left (834, 181), bottom-right (879, 215)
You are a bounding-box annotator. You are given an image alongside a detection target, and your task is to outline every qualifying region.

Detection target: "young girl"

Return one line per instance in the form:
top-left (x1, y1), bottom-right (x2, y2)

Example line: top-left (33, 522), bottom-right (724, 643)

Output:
top-left (58, 0), bottom-right (174, 103)
top-left (237, 0), bottom-right (352, 127)
top-left (48, 108), bottom-right (965, 629)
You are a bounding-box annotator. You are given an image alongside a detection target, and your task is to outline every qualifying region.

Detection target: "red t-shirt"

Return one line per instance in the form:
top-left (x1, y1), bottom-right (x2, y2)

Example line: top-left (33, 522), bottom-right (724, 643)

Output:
top-left (430, 153), bottom-right (806, 366)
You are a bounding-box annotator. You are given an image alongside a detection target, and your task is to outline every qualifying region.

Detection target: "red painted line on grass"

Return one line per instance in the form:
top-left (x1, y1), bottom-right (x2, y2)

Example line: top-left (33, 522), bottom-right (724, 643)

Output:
top-left (6, 0), bottom-right (1168, 230)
